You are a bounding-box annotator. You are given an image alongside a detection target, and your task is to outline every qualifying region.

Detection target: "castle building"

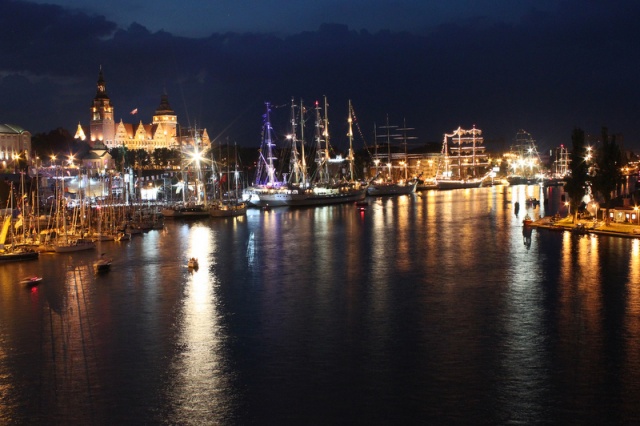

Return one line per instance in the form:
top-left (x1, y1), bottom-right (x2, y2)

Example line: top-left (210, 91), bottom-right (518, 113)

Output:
top-left (77, 68), bottom-right (211, 152)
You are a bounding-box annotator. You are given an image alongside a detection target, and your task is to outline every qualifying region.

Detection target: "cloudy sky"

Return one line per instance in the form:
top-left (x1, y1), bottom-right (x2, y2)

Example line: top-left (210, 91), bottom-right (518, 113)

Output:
top-left (1, 0), bottom-right (639, 152)
top-left (25, 0), bottom-right (559, 37)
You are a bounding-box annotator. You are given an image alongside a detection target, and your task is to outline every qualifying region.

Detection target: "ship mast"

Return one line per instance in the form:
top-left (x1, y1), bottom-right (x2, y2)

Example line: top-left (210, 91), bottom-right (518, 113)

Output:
top-left (255, 102), bottom-right (278, 187)
top-left (347, 100), bottom-right (355, 182)
top-left (288, 97), bottom-right (302, 185)
top-left (378, 115), bottom-right (398, 181)
top-left (314, 99), bottom-right (329, 184)
top-left (396, 118), bottom-right (416, 181)
top-left (323, 96), bottom-right (330, 183)
top-left (299, 99), bottom-right (307, 188)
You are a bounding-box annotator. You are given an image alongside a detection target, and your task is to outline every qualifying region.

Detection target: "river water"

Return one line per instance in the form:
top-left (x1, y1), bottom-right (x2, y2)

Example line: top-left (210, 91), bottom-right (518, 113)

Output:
top-left (2, 184), bottom-right (640, 425)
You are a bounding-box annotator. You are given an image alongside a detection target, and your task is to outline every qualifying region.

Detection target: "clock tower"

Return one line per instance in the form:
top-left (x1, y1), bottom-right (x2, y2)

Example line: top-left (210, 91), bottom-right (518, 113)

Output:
top-left (90, 67), bottom-right (115, 148)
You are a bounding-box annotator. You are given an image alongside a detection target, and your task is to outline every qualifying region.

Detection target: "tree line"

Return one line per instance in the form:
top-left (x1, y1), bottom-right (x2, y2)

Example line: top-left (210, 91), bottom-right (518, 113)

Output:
top-left (564, 126), bottom-right (626, 225)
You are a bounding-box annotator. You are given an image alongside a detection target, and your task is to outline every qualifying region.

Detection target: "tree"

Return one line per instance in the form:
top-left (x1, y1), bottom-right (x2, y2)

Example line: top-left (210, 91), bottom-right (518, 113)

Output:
top-left (563, 127), bottom-right (589, 223)
top-left (592, 126), bottom-right (624, 225)
top-left (31, 128), bottom-right (75, 160)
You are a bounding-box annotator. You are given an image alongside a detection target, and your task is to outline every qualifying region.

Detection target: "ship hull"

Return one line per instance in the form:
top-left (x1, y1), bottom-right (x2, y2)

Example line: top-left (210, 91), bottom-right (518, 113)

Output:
top-left (248, 187), bottom-right (366, 207)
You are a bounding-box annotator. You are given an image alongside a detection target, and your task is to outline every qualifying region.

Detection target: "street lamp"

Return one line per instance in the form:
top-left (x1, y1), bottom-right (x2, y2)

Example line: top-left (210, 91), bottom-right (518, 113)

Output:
top-left (565, 201), bottom-right (570, 216)
top-left (635, 206), bottom-right (639, 225)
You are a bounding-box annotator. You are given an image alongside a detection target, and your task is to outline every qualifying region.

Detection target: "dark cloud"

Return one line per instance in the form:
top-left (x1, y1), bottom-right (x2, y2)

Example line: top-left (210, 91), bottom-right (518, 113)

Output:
top-left (1, 0), bottom-right (639, 152)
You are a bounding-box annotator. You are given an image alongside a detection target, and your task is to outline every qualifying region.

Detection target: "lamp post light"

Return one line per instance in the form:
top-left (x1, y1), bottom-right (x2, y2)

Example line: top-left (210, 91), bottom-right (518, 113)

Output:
top-left (565, 201), bottom-right (570, 216)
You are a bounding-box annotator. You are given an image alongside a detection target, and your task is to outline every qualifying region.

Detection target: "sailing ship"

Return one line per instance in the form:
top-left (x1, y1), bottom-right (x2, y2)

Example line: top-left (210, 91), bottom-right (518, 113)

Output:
top-left (162, 137), bottom-right (210, 218)
top-left (367, 117), bottom-right (417, 196)
top-left (0, 179), bottom-right (39, 262)
top-left (435, 126), bottom-right (489, 189)
top-left (49, 173), bottom-right (96, 252)
top-left (209, 142), bottom-right (247, 217)
top-left (505, 129), bottom-right (543, 185)
top-left (244, 98), bottom-right (366, 207)
top-left (544, 144), bottom-right (570, 187)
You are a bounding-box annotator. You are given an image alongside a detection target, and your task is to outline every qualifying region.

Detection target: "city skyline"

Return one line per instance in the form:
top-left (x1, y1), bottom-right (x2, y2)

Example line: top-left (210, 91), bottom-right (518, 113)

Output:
top-left (1, 0), bottom-right (639, 152)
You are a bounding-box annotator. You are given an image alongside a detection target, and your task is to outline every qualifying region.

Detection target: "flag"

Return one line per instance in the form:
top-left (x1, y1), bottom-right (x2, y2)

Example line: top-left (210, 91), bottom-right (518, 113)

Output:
top-left (130, 108), bottom-right (138, 115)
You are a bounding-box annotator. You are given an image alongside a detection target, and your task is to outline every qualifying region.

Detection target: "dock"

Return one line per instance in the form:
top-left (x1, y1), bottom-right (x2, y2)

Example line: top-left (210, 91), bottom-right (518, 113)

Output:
top-left (529, 216), bottom-right (640, 239)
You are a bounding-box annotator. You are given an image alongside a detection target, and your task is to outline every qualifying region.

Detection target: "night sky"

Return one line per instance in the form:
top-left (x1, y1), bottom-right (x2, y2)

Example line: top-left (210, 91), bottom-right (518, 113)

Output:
top-left (1, 0), bottom-right (639, 153)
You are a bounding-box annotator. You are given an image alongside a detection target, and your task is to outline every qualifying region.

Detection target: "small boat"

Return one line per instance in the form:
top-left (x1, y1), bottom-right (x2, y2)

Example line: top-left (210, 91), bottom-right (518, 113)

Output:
top-left (209, 200), bottom-right (248, 218)
top-left (93, 253), bottom-right (112, 273)
top-left (523, 214), bottom-right (533, 226)
top-left (525, 197), bottom-right (539, 207)
top-left (572, 223), bottom-right (589, 235)
top-left (355, 200), bottom-right (368, 211)
top-left (20, 276), bottom-right (43, 287)
top-left (54, 239), bottom-right (96, 253)
top-left (115, 232), bottom-right (131, 242)
top-left (0, 247), bottom-right (39, 262)
top-left (187, 257), bottom-right (199, 269)
top-left (366, 180), bottom-right (417, 196)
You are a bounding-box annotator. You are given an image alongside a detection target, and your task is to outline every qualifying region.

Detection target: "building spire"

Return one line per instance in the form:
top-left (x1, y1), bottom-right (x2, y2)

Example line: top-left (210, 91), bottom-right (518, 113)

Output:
top-left (95, 67), bottom-right (109, 99)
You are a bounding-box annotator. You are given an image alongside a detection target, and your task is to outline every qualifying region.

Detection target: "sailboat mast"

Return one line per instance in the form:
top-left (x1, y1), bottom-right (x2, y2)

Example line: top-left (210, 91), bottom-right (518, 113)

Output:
top-left (347, 100), bottom-right (355, 182)
top-left (323, 96), bottom-right (330, 182)
top-left (288, 97), bottom-right (301, 185)
top-left (457, 131), bottom-right (462, 179)
top-left (314, 100), bottom-right (325, 183)
top-left (234, 141), bottom-right (239, 200)
top-left (299, 98), bottom-right (307, 187)
top-left (386, 115), bottom-right (391, 180)
top-left (20, 171), bottom-right (25, 241)
top-left (264, 102), bottom-right (277, 186)
top-left (226, 143), bottom-right (231, 197)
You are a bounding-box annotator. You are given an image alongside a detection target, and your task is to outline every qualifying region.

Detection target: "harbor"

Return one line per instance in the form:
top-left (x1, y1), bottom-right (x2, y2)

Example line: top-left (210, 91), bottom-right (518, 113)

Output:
top-left (3, 185), bottom-right (640, 424)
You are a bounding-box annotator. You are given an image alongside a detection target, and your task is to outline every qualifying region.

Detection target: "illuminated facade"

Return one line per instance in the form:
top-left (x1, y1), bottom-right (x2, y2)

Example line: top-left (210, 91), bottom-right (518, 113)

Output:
top-left (81, 68), bottom-right (210, 152)
top-left (0, 123), bottom-right (31, 170)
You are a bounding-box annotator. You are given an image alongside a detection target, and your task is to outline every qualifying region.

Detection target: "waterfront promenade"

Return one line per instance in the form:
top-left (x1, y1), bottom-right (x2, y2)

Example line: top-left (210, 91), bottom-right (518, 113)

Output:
top-left (530, 215), bottom-right (640, 238)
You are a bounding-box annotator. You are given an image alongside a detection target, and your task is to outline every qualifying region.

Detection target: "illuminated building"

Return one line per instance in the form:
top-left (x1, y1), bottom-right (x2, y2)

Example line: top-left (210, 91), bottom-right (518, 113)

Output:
top-left (0, 124), bottom-right (31, 170)
top-left (79, 68), bottom-right (211, 152)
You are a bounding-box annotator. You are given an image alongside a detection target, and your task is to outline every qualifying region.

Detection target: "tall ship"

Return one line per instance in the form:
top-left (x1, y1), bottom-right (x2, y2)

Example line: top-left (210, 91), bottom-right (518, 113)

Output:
top-left (161, 135), bottom-right (210, 218)
top-left (209, 142), bottom-right (247, 217)
top-left (244, 98), bottom-right (366, 207)
top-left (435, 126), bottom-right (489, 189)
top-left (505, 129), bottom-right (543, 185)
top-left (366, 117), bottom-right (417, 196)
top-left (543, 144), bottom-right (570, 187)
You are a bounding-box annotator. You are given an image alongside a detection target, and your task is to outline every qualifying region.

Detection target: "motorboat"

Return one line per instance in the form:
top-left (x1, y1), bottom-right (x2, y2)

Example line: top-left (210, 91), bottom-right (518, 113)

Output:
top-left (115, 232), bottom-right (131, 242)
top-left (355, 200), bottom-right (368, 211)
top-left (187, 257), bottom-right (199, 269)
top-left (20, 276), bottom-right (43, 287)
top-left (93, 253), bottom-right (112, 273)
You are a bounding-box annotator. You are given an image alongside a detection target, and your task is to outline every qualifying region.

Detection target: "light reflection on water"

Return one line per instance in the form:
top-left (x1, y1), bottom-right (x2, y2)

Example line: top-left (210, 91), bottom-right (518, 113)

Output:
top-left (2, 185), bottom-right (640, 423)
top-left (165, 224), bottom-right (230, 424)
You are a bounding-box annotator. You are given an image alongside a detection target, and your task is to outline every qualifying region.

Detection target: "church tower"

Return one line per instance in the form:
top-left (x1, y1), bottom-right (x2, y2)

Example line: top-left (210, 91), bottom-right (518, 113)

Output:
top-left (152, 93), bottom-right (177, 148)
top-left (90, 67), bottom-right (115, 148)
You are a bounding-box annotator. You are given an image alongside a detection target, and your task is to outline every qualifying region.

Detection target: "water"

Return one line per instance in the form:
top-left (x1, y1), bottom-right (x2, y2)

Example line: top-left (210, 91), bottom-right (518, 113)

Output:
top-left (2, 184), bottom-right (640, 425)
